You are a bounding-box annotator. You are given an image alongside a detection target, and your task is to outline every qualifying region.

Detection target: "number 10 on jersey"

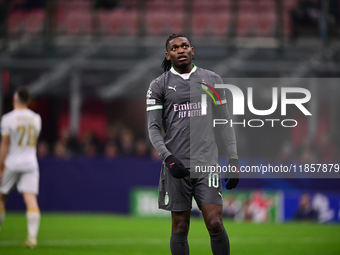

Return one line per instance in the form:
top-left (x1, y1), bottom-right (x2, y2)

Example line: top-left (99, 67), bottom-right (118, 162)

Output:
top-left (208, 173), bottom-right (220, 188)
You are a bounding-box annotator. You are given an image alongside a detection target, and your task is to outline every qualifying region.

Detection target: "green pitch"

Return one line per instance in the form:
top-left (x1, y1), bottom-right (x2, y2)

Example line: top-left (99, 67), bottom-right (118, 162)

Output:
top-left (0, 213), bottom-right (339, 255)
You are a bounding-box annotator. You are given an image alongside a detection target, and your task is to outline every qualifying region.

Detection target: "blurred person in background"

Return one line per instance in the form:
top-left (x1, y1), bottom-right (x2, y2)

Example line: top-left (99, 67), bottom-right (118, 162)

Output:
top-left (119, 128), bottom-right (135, 156)
top-left (147, 33), bottom-right (239, 255)
top-left (53, 140), bottom-right (70, 159)
top-left (299, 148), bottom-right (317, 164)
top-left (59, 128), bottom-right (80, 155)
top-left (104, 141), bottom-right (120, 159)
top-left (290, 0), bottom-right (340, 40)
top-left (290, 0), bottom-right (320, 40)
top-left (104, 123), bottom-right (122, 156)
top-left (0, 87), bottom-right (41, 248)
top-left (317, 133), bottom-right (337, 163)
top-left (106, 123), bottom-right (121, 146)
top-left (294, 193), bottom-right (317, 221)
top-left (246, 190), bottom-right (272, 223)
top-left (37, 140), bottom-right (49, 158)
top-left (83, 143), bottom-right (99, 158)
top-left (277, 141), bottom-right (294, 164)
top-left (80, 131), bottom-right (101, 156)
top-left (296, 135), bottom-right (318, 164)
top-left (134, 137), bottom-right (150, 158)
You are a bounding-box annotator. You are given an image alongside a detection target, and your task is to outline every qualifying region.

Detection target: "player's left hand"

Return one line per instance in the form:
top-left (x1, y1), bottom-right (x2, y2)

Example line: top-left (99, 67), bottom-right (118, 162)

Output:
top-left (165, 155), bottom-right (190, 179)
top-left (225, 158), bottom-right (239, 190)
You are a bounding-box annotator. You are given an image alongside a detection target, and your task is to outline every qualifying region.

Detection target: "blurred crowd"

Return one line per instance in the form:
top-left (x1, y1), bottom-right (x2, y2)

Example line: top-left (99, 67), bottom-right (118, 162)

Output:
top-left (293, 192), bottom-right (335, 223)
top-left (290, 0), bottom-right (340, 40)
top-left (222, 190), bottom-right (335, 223)
top-left (36, 122), bottom-right (338, 163)
top-left (277, 132), bottom-right (338, 164)
top-left (37, 123), bottom-right (162, 160)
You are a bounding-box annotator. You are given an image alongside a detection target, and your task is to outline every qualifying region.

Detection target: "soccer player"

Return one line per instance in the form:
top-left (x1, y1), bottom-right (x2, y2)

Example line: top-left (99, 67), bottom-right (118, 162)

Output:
top-left (147, 33), bottom-right (239, 255)
top-left (0, 87), bottom-right (42, 248)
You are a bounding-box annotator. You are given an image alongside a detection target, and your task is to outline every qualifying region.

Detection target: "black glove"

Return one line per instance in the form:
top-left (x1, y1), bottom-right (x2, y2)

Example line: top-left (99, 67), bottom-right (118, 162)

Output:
top-left (165, 155), bottom-right (190, 179)
top-left (225, 158), bottom-right (239, 190)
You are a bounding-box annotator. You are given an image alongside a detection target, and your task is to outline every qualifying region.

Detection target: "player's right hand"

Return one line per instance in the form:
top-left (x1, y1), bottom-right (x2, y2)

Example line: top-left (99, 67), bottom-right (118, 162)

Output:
top-left (165, 155), bottom-right (190, 179)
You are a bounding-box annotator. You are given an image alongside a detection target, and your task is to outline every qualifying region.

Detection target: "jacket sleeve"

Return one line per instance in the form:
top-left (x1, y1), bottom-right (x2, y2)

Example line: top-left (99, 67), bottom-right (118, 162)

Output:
top-left (214, 103), bottom-right (238, 158)
top-left (212, 74), bottom-right (238, 159)
top-left (146, 80), bottom-right (171, 161)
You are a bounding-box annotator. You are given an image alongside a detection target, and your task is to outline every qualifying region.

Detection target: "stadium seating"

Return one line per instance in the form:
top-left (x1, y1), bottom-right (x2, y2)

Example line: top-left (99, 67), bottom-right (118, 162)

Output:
top-left (146, 11), bottom-right (184, 36)
top-left (146, 0), bottom-right (184, 12)
top-left (237, 11), bottom-right (259, 37)
top-left (6, 0), bottom-right (303, 37)
top-left (8, 10), bottom-right (25, 35)
top-left (64, 11), bottom-right (92, 35)
top-left (192, 0), bottom-right (217, 11)
top-left (99, 9), bottom-right (138, 36)
top-left (25, 10), bottom-right (46, 35)
top-left (258, 12), bottom-right (276, 37)
top-left (283, 0), bottom-right (300, 37)
top-left (192, 11), bottom-right (230, 37)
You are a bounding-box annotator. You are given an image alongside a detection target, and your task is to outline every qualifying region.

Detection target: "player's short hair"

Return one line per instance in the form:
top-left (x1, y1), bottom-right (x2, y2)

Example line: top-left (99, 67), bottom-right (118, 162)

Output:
top-left (15, 87), bottom-right (30, 105)
top-left (165, 33), bottom-right (191, 51)
top-left (161, 33), bottom-right (192, 72)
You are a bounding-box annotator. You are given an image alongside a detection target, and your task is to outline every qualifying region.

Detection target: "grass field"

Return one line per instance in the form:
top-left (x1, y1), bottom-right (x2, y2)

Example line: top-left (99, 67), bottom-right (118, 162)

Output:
top-left (0, 213), bottom-right (339, 255)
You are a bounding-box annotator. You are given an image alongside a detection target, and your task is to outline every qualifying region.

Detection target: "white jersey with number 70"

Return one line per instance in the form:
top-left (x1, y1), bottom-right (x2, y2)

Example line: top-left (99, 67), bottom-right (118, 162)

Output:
top-left (1, 109), bottom-right (41, 171)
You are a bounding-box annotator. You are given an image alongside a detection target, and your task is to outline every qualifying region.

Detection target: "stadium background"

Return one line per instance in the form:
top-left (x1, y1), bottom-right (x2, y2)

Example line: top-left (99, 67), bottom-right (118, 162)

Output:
top-left (0, 0), bottom-right (340, 254)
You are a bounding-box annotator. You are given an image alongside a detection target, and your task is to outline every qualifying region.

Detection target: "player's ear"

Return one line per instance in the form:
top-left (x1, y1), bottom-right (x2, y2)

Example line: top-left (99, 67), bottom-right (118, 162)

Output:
top-left (166, 52), bottom-right (171, 61)
top-left (191, 47), bottom-right (194, 56)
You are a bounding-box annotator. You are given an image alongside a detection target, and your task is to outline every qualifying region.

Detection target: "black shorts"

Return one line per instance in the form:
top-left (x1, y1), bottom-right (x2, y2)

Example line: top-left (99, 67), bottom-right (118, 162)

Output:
top-left (158, 163), bottom-right (223, 212)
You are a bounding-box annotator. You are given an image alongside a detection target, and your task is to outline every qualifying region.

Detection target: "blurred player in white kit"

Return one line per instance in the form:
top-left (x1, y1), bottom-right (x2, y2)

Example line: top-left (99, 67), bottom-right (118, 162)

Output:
top-left (0, 87), bottom-right (41, 248)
